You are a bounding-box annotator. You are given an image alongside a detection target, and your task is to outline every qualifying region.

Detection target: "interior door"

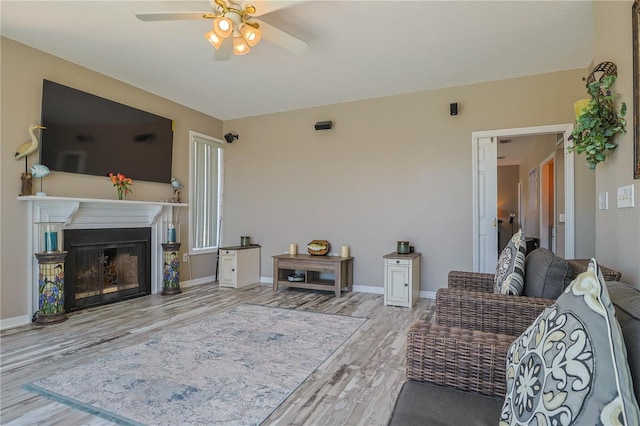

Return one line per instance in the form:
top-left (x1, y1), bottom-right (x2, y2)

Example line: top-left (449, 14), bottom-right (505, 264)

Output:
top-left (476, 136), bottom-right (498, 272)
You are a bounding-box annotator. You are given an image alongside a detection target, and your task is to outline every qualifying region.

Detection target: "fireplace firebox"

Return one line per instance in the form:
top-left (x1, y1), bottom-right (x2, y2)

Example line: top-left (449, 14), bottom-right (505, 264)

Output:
top-left (64, 228), bottom-right (151, 311)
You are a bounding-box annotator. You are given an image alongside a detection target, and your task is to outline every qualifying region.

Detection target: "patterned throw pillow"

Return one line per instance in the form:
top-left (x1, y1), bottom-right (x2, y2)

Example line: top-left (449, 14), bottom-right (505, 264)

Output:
top-left (500, 259), bottom-right (640, 425)
top-left (493, 229), bottom-right (526, 295)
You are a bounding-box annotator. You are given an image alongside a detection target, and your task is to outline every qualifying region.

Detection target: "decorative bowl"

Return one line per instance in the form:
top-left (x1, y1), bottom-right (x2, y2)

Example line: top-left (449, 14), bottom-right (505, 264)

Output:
top-left (307, 240), bottom-right (330, 256)
top-left (288, 273), bottom-right (305, 282)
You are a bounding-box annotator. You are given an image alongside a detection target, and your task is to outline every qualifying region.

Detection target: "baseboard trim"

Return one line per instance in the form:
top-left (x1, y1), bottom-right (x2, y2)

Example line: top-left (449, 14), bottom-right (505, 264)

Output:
top-left (352, 285), bottom-right (384, 294)
top-left (0, 315), bottom-right (31, 330)
top-left (251, 278), bottom-right (437, 299)
top-left (419, 290), bottom-right (436, 300)
top-left (180, 276), bottom-right (216, 288)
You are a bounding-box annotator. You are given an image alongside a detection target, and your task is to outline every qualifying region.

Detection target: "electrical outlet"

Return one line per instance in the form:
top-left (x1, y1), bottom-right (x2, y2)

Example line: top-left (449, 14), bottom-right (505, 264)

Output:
top-left (183, 253), bottom-right (189, 262)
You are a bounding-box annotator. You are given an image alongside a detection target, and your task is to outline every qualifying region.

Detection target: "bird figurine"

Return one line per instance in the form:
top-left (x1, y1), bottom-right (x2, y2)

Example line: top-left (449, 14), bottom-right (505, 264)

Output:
top-left (170, 177), bottom-right (183, 203)
top-left (15, 124), bottom-right (46, 161)
top-left (30, 163), bottom-right (51, 196)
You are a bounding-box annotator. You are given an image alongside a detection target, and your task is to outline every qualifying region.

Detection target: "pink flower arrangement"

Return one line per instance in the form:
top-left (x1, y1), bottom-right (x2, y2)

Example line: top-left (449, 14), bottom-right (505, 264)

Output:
top-left (109, 172), bottom-right (133, 200)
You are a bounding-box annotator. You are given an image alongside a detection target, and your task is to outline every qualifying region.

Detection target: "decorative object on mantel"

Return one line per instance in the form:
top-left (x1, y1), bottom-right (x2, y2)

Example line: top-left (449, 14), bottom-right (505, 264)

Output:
top-left (15, 124), bottom-right (46, 196)
top-left (109, 172), bottom-right (133, 200)
top-left (20, 172), bottom-right (33, 197)
top-left (30, 164), bottom-right (51, 196)
top-left (307, 240), bottom-right (329, 256)
top-left (170, 177), bottom-right (183, 203)
top-left (33, 221), bottom-right (67, 325)
top-left (568, 61), bottom-right (627, 170)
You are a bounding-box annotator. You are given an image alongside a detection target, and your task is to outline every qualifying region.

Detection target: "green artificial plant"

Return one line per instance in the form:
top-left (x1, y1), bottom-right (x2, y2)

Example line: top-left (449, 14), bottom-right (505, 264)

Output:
top-left (569, 74), bottom-right (627, 169)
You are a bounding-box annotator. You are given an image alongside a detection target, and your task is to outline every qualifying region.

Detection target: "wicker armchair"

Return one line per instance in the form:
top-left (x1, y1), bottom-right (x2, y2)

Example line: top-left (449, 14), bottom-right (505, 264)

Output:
top-left (406, 321), bottom-right (512, 398)
top-left (437, 259), bottom-right (622, 337)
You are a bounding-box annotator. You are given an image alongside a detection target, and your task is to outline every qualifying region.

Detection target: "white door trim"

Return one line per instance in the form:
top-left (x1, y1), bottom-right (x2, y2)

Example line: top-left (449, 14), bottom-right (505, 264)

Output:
top-left (539, 152), bottom-right (555, 251)
top-left (472, 124), bottom-right (575, 272)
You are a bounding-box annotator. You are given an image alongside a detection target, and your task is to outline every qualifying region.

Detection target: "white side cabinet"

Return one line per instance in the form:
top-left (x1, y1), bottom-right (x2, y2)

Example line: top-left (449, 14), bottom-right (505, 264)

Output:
top-left (383, 252), bottom-right (421, 308)
top-left (219, 245), bottom-right (261, 288)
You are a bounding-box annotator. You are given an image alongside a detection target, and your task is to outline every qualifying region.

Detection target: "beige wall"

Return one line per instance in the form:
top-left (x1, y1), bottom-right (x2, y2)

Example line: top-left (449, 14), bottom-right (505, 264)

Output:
top-left (498, 165), bottom-right (519, 251)
top-left (223, 69), bottom-right (591, 293)
top-left (6, 1), bottom-right (639, 323)
top-left (1, 38), bottom-right (222, 320)
top-left (593, 1), bottom-right (640, 286)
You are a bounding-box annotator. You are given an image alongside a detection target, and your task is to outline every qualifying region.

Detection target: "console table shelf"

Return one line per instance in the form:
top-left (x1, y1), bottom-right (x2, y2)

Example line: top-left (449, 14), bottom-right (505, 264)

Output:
top-left (272, 254), bottom-right (353, 298)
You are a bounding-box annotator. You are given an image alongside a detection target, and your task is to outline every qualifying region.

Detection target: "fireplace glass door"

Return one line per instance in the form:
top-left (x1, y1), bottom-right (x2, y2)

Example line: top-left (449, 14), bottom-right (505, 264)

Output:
top-left (64, 228), bottom-right (151, 311)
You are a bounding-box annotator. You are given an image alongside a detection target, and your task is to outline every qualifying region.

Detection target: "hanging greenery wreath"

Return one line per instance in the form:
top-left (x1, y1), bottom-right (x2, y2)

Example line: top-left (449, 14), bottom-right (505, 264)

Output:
top-left (569, 62), bottom-right (627, 170)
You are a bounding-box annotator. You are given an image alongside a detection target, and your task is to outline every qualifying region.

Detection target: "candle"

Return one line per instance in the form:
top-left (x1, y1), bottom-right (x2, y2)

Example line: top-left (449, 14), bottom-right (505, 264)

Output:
top-left (44, 231), bottom-right (58, 252)
top-left (168, 224), bottom-right (176, 243)
top-left (289, 243), bottom-right (297, 255)
top-left (341, 245), bottom-right (350, 258)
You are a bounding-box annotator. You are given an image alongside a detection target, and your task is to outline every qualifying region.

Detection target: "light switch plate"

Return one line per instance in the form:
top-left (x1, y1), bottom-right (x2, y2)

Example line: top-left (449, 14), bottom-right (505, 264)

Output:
top-left (617, 185), bottom-right (635, 208)
top-left (599, 192), bottom-right (608, 210)
top-left (559, 213), bottom-right (566, 223)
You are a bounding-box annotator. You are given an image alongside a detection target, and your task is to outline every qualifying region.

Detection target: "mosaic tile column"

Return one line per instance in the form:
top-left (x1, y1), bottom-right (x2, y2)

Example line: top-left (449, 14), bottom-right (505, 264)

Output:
top-left (34, 251), bottom-right (68, 325)
top-left (161, 242), bottom-right (182, 295)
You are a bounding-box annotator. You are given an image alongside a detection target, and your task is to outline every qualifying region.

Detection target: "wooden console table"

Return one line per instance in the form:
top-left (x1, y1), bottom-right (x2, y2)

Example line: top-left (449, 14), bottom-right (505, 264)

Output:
top-left (272, 254), bottom-right (353, 298)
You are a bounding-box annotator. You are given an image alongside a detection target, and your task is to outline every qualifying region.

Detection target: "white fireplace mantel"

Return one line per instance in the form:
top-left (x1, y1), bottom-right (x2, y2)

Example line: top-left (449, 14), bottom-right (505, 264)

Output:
top-left (19, 196), bottom-right (188, 317)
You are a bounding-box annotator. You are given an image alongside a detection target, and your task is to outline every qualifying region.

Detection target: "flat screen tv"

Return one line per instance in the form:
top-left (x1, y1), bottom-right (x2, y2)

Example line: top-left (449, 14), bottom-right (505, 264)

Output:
top-left (40, 80), bottom-right (174, 183)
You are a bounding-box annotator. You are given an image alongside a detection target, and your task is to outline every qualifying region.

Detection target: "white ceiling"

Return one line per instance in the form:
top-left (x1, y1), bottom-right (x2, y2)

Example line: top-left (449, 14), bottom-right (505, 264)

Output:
top-left (1, 1), bottom-right (593, 121)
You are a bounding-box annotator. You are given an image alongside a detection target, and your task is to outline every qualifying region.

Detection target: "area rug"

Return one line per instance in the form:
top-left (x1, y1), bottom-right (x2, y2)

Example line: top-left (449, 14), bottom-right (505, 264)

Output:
top-left (24, 304), bottom-right (367, 425)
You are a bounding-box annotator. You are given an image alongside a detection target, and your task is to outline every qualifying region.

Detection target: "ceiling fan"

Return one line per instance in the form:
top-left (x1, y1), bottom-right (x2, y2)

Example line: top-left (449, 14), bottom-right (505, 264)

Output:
top-left (136, 0), bottom-right (308, 60)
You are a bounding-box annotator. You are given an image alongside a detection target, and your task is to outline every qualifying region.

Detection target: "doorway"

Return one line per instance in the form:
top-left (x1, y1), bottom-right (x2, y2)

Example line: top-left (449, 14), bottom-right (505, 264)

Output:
top-left (472, 124), bottom-right (575, 273)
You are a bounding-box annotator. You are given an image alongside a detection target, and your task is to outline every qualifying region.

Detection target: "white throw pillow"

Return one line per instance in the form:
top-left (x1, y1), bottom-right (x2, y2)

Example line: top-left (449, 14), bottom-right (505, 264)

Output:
top-left (500, 259), bottom-right (640, 425)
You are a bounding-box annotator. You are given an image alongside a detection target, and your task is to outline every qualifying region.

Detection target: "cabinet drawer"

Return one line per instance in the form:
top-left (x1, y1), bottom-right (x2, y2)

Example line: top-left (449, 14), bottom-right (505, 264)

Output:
top-left (221, 249), bottom-right (237, 257)
top-left (386, 258), bottom-right (410, 266)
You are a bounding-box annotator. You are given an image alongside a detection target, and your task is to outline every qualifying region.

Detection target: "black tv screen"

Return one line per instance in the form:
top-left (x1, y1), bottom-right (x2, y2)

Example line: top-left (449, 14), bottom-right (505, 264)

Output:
top-left (40, 80), bottom-right (174, 183)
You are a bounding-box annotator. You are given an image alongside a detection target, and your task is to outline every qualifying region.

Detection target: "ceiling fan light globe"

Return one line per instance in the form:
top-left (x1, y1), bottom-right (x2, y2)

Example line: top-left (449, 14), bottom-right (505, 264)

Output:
top-left (240, 24), bottom-right (261, 47)
top-left (232, 35), bottom-right (250, 55)
top-left (204, 30), bottom-right (224, 49)
top-left (213, 16), bottom-right (233, 38)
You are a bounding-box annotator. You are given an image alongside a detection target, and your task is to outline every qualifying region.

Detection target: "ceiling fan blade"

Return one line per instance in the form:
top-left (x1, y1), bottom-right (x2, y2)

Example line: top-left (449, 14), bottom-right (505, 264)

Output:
top-left (249, 0), bottom-right (306, 17)
top-left (257, 20), bottom-right (307, 54)
top-left (135, 12), bottom-right (211, 22)
top-left (213, 41), bottom-right (233, 61)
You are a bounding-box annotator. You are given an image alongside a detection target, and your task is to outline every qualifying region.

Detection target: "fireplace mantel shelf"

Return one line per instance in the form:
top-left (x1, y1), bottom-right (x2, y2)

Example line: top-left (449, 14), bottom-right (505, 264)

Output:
top-left (19, 196), bottom-right (187, 227)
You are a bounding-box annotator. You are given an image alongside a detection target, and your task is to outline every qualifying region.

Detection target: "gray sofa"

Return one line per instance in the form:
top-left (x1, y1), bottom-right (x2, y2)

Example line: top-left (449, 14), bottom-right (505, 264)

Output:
top-left (389, 278), bottom-right (640, 425)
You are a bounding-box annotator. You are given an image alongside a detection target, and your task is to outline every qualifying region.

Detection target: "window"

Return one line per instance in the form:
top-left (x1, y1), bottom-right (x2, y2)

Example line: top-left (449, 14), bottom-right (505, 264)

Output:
top-left (189, 131), bottom-right (224, 254)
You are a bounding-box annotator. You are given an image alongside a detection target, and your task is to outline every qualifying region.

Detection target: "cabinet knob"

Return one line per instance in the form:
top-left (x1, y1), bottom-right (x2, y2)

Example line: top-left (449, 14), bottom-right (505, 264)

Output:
top-left (232, 268), bottom-right (235, 272)
top-left (404, 283), bottom-right (408, 287)
top-left (226, 251), bottom-right (230, 254)
top-left (396, 260), bottom-right (400, 264)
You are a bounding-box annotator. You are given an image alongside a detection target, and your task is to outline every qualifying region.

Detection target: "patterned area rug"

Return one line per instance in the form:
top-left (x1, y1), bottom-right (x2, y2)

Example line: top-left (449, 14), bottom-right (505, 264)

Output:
top-left (24, 304), bottom-right (367, 425)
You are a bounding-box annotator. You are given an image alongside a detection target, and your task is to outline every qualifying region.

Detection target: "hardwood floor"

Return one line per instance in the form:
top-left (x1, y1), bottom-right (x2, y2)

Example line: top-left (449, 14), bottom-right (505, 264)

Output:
top-left (0, 283), bottom-right (434, 425)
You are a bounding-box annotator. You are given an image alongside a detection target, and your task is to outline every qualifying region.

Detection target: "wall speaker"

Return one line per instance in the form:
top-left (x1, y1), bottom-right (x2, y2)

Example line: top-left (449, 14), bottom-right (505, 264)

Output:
top-left (314, 121), bottom-right (333, 131)
top-left (224, 133), bottom-right (238, 143)
top-left (450, 103), bottom-right (458, 116)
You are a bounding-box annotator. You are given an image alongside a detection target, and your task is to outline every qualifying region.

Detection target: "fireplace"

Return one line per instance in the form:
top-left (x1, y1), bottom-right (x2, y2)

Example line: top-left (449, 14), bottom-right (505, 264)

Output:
top-left (21, 196), bottom-right (186, 322)
top-left (64, 228), bottom-right (151, 311)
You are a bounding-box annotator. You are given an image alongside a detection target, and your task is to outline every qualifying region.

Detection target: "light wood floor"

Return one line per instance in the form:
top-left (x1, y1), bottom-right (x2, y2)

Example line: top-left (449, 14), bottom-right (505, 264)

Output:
top-left (1, 283), bottom-right (434, 425)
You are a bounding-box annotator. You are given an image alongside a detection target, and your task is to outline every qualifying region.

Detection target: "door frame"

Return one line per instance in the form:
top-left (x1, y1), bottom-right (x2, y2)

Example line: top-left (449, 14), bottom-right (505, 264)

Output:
top-left (472, 124), bottom-right (575, 272)
top-left (539, 153), bottom-right (555, 252)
